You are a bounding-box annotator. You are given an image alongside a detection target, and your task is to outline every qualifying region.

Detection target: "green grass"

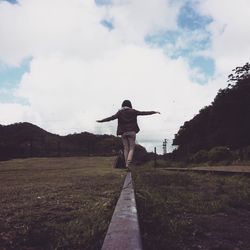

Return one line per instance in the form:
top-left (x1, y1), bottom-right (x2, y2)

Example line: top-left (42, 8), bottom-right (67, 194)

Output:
top-left (132, 163), bottom-right (250, 250)
top-left (0, 157), bottom-right (126, 250)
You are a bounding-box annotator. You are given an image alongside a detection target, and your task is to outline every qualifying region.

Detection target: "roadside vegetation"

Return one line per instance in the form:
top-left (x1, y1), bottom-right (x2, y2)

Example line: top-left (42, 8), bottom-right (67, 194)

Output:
top-left (157, 146), bottom-right (250, 169)
top-left (0, 157), bottom-right (126, 250)
top-left (187, 146), bottom-right (250, 166)
top-left (133, 164), bottom-right (250, 250)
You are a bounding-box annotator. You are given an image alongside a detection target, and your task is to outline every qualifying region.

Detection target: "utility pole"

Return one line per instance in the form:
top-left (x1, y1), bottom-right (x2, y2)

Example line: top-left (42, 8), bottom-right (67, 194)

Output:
top-left (154, 147), bottom-right (157, 168)
top-left (163, 139), bottom-right (167, 155)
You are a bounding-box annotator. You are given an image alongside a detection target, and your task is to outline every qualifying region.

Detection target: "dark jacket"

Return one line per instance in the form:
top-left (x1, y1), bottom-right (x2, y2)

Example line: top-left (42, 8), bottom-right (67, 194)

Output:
top-left (99, 107), bottom-right (157, 135)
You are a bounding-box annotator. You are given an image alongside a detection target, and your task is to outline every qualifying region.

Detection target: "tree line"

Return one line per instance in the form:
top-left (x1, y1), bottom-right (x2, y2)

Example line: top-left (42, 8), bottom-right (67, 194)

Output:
top-left (0, 122), bottom-right (148, 162)
top-left (173, 63), bottom-right (250, 159)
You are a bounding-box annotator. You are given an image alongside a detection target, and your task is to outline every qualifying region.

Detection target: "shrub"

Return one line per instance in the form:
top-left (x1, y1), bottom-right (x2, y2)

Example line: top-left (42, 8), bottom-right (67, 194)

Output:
top-left (134, 144), bottom-right (148, 164)
top-left (191, 150), bottom-right (209, 163)
top-left (208, 146), bottom-right (233, 163)
top-left (241, 146), bottom-right (250, 160)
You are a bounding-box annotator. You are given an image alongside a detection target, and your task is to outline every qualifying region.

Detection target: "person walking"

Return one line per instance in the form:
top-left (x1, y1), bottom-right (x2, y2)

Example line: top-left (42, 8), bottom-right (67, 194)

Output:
top-left (97, 100), bottom-right (160, 168)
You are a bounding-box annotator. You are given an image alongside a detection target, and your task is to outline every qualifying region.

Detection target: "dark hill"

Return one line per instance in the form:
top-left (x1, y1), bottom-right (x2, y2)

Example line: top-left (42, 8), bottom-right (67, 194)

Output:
top-left (0, 122), bottom-right (148, 162)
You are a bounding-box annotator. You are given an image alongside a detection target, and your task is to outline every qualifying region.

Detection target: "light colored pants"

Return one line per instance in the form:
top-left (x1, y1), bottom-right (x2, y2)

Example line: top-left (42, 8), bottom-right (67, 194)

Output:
top-left (122, 131), bottom-right (136, 167)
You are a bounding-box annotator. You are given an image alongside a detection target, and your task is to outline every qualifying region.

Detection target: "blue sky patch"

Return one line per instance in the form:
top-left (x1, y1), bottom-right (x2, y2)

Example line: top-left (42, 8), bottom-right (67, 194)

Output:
top-left (145, 1), bottom-right (214, 84)
top-left (0, 58), bottom-right (30, 89)
top-left (0, 90), bottom-right (29, 105)
top-left (0, 58), bottom-right (31, 103)
top-left (189, 56), bottom-right (215, 84)
top-left (146, 29), bottom-right (211, 58)
top-left (2, 0), bottom-right (18, 4)
top-left (178, 2), bottom-right (212, 31)
top-left (145, 31), bottom-right (180, 47)
top-left (95, 0), bottom-right (112, 6)
top-left (101, 19), bottom-right (114, 31)
top-left (190, 56), bottom-right (215, 76)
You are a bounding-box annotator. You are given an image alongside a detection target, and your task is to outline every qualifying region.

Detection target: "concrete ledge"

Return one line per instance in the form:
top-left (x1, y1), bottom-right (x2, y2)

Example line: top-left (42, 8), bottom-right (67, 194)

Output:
top-left (164, 167), bottom-right (250, 176)
top-left (101, 172), bottom-right (142, 250)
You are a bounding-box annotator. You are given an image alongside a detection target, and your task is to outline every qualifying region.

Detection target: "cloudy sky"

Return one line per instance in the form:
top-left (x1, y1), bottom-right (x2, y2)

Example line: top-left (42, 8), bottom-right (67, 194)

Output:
top-left (0, 0), bottom-right (250, 153)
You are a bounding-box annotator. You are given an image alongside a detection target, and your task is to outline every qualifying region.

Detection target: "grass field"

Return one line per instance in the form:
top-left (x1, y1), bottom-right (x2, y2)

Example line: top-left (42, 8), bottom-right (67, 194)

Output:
top-left (2, 157), bottom-right (250, 250)
top-left (0, 157), bottom-right (126, 250)
top-left (133, 163), bottom-right (250, 250)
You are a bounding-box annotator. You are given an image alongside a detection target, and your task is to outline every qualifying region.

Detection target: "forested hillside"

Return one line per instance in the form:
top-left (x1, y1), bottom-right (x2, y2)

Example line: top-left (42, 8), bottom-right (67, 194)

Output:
top-left (173, 63), bottom-right (250, 157)
top-left (0, 122), bottom-right (147, 161)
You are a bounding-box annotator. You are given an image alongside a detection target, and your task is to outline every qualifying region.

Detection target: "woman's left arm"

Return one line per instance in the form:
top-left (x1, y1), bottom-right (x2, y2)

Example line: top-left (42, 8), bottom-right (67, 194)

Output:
top-left (96, 113), bottom-right (119, 122)
top-left (137, 111), bottom-right (160, 116)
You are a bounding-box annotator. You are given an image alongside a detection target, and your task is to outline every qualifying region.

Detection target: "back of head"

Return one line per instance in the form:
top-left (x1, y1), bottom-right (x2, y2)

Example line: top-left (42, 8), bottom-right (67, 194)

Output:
top-left (121, 100), bottom-right (132, 108)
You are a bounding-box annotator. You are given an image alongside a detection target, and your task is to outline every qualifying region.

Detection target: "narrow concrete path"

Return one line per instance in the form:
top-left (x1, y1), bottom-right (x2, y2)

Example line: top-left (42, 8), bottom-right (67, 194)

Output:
top-left (101, 172), bottom-right (142, 250)
top-left (164, 166), bottom-right (250, 175)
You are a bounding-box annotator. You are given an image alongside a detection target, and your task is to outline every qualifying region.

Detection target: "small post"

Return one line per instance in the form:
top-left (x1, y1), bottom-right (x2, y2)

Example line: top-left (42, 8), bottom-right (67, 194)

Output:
top-left (154, 147), bottom-right (157, 168)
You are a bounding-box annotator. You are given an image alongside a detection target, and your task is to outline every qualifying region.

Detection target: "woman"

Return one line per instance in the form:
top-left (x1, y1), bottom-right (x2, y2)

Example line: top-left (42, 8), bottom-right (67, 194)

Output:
top-left (97, 100), bottom-right (160, 167)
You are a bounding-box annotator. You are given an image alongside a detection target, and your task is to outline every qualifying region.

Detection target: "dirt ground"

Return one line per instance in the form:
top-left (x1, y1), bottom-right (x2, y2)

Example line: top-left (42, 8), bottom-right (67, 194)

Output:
top-left (178, 209), bottom-right (250, 250)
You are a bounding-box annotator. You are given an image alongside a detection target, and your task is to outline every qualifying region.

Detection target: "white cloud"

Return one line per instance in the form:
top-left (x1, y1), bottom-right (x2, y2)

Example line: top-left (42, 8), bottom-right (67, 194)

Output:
top-left (105, 0), bottom-right (181, 43)
top-left (1, 0), bottom-right (243, 152)
top-left (0, 0), bottom-right (117, 65)
top-left (0, 103), bottom-right (39, 124)
top-left (197, 0), bottom-right (250, 76)
top-left (0, 0), bottom-right (181, 65)
top-left (15, 44), bottom-right (219, 152)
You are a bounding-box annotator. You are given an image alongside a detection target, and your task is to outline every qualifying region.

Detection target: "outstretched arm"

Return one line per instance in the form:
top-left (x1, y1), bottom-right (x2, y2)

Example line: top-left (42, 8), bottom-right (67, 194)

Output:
top-left (96, 113), bottom-right (118, 123)
top-left (137, 111), bottom-right (160, 116)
